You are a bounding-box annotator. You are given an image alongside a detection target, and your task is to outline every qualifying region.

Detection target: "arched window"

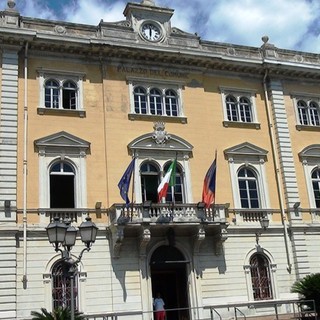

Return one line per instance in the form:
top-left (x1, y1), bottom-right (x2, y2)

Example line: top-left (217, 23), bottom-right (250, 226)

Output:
top-left (140, 162), bottom-right (160, 203)
top-left (164, 161), bottom-right (184, 203)
top-left (309, 101), bottom-right (320, 126)
top-left (297, 99), bottom-right (320, 126)
top-left (134, 86), bottom-right (147, 114)
top-left (62, 80), bottom-right (77, 110)
top-left (226, 95), bottom-right (237, 121)
top-left (50, 161), bottom-right (75, 208)
top-left (129, 82), bottom-right (182, 118)
top-left (52, 260), bottom-right (78, 310)
top-left (238, 167), bottom-right (260, 208)
top-left (297, 100), bottom-right (309, 125)
top-left (311, 168), bottom-right (320, 208)
top-left (45, 79), bottom-right (60, 108)
top-left (39, 72), bottom-right (83, 112)
top-left (225, 95), bottom-right (253, 122)
top-left (250, 253), bottom-right (273, 300)
top-left (149, 88), bottom-right (162, 115)
top-left (165, 89), bottom-right (178, 116)
top-left (239, 96), bottom-right (252, 122)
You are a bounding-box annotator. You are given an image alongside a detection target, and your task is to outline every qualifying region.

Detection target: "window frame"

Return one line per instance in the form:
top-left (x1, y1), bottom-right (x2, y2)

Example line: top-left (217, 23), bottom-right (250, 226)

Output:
top-left (238, 166), bottom-right (260, 209)
top-left (244, 249), bottom-right (278, 301)
top-left (137, 159), bottom-right (187, 204)
top-left (299, 145), bottom-right (320, 209)
top-left (51, 259), bottom-right (79, 310)
top-left (128, 78), bottom-right (187, 123)
top-left (49, 160), bottom-right (76, 209)
top-left (293, 94), bottom-right (320, 130)
top-left (128, 122), bottom-right (193, 204)
top-left (43, 255), bottom-right (87, 313)
top-left (34, 131), bottom-right (90, 224)
top-left (250, 253), bottom-right (273, 300)
top-left (311, 168), bottom-right (320, 208)
top-left (38, 69), bottom-right (85, 117)
top-left (220, 87), bottom-right (260, 129)
top-left (224, 142), bottom-right (270, 209)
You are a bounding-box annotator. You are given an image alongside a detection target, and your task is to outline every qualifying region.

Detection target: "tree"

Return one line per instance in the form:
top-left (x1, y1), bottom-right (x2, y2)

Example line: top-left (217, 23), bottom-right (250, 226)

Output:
top-left (291, 273), bottom-right (320, 315)
top-left (31, 307), bottom-right (85, 320)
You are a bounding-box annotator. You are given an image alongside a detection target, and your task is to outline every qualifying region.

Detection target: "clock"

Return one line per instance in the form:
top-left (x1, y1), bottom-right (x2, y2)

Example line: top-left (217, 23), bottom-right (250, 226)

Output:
top-left (141, 23), bottom-right (162, 42)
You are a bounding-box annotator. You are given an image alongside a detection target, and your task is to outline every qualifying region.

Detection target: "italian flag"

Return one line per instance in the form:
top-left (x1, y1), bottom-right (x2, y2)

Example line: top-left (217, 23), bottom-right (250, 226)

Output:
top-left (157, 159), bottom-right (177, 202)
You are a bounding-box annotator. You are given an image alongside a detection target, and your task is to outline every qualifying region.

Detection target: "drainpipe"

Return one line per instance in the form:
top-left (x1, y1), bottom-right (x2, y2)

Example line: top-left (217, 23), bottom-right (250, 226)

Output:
top-left (99, 54), bottom-right (109, 209)
top-left (22, 41), bottom-right (29, 289)
top-left (262, 69), bottom-right (292, 273)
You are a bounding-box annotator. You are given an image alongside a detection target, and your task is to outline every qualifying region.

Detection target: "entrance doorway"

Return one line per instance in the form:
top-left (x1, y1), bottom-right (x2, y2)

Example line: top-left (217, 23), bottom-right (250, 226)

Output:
top-left (150, 246), bottom-right (190, 320)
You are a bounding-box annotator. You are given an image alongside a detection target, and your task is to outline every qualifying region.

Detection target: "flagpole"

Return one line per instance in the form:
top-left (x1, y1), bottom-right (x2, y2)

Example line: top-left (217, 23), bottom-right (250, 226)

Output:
top-left (213, 150), bottom-right (217, 207)
top-left (171, 155), bottom-right (177, 217)
top-left (130, 155), bottom-right (136, 221)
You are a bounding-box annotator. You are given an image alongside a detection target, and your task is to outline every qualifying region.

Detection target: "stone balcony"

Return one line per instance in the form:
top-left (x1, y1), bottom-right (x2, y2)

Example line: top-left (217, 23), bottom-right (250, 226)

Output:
top-left (107, 202), bottom-right (229, 258)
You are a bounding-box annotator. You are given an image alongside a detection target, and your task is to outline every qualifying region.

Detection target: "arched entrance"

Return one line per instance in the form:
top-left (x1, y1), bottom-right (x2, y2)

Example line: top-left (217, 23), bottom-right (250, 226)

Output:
top-left (150, 245), bottom-right (190, 320)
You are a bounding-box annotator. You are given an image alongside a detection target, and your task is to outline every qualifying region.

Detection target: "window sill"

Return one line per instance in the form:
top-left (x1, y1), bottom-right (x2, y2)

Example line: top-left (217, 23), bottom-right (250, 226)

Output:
top-left (223, 121), bottom-right (260, 129)
top-left (128, 113), bottom-right (187, 124)
top-left (37, 107), bottom-right (86, 118)
top-left (296, 124), bottom-right (320, 131)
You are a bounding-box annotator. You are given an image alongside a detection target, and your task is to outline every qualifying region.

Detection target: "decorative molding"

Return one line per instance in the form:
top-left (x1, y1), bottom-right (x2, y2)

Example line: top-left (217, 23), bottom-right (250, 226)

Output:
top-left (152, 122), bottom-right (170, 145)
top-left (193, 226), bottom-right (206, 254)
top-left (37, 108), bottom-right (86, 118)
top-left (128, 122), bottom-right (193, 156)
top-left (54, 25), bottom-right (66, 35)
top-left (224, 142), bottom-right (268, 161)
top-left (43, 273), bottom-right (51, 284)
top-left (34, 131), bottom-right (90, 155)
top-left (223, 121), bottom-right (261, 130)
top-left (108, 225), bottom-right (125, 259)
top-left (140, 225), bottom-right (151, 257)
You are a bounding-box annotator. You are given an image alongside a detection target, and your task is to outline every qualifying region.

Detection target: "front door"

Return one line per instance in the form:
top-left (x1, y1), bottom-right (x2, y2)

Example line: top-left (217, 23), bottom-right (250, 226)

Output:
top-left (150, 246), bottom-right (190, 320)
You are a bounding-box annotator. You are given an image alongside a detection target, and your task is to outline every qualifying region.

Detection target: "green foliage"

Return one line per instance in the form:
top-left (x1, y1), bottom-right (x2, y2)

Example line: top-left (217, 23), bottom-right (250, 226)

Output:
top-left (31, 307), bottom-right (85, 320)
top-left (291, 273), bottom-right (320, 314)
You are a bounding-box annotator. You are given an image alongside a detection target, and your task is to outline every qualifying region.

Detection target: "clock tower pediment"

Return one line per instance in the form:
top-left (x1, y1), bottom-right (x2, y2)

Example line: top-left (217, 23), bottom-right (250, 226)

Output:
top-left (123, 0), bottom-right (174, 42)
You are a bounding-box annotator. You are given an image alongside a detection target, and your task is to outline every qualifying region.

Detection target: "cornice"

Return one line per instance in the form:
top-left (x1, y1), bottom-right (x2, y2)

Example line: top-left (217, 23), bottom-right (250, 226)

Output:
top-left (0, 12), bottom-right (319, 81)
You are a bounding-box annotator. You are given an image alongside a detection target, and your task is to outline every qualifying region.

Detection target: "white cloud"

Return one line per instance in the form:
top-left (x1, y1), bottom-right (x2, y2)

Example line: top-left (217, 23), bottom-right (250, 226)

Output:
top-left (16, 0), bottom-right (57, 20)
top-left (9, 0), bottom-right (320, 53)
top-left (63, 0), bottom-right (125, 25)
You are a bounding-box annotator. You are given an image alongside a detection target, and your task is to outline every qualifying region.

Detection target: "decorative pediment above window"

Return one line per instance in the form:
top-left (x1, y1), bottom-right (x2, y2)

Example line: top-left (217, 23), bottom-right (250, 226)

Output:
top-left (224, 142), bottom-right (268, 163)
top-left (299, 144), bottom-right (320, 163)
top-left (128, 122), bottom-right (193, 158)
top-left (34, 131), bottom-right (90, 156)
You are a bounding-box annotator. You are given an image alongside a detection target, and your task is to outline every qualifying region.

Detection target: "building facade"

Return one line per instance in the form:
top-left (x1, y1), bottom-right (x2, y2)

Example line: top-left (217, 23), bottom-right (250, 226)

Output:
top-left (0, 0), bottom-right (320, 319)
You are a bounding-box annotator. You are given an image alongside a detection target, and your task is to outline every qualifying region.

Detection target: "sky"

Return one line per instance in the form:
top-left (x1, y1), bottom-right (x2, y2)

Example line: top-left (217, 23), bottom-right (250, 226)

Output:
top-left (5, 0), bottom-right (320, 54)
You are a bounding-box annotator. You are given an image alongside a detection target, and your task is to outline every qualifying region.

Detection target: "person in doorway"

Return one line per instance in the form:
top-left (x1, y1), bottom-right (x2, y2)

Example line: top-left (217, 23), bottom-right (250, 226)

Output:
top-left (153, 292), bottom-right (166, 320)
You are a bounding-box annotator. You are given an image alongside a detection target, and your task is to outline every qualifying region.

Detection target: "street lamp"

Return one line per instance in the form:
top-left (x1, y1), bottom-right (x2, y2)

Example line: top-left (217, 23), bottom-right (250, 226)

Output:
top-left (46, 216), bottom-right (98, 320)
top-left (255, 216), bottom-right (269, 244)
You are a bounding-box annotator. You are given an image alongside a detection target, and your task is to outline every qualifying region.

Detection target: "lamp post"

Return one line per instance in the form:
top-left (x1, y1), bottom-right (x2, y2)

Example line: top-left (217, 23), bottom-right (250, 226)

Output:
top-left (255, 216), bottom-right (269, 244)
top-left (46, 216), bottom-right (98, 320)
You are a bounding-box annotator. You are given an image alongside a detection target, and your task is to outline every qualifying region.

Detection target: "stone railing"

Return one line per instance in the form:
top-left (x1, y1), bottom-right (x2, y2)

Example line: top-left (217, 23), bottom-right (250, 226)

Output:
top-left (227, 208), bottom-right (276, 226)
top-left (108, 203), bottom-right (228, 225)
top-left (38, 208), bottom-right (90, 224)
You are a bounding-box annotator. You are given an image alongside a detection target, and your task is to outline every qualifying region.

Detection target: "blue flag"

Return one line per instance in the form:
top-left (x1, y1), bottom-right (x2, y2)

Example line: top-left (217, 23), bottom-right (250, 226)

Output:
top-left (118, 158), bottom-right (135, 207)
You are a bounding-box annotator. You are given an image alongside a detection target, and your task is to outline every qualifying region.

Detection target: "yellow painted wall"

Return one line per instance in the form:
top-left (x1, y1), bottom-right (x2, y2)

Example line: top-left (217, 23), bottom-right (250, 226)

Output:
top-left (18, 55), bottom-right (317, 224)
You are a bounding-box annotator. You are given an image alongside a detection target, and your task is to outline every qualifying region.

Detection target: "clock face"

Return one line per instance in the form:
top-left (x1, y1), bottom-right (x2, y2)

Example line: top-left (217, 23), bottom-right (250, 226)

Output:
top-left (141, 23), bottom-right (161, 41)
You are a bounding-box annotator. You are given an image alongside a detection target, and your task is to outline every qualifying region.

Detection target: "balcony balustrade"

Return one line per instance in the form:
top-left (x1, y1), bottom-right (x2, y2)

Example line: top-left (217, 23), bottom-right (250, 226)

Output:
top-left (108, 202), bottom-right (228, 225)
top-left (38, 208), bottom-right (90, 224)
top-left (228, 209), bottom-right (274, 226)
